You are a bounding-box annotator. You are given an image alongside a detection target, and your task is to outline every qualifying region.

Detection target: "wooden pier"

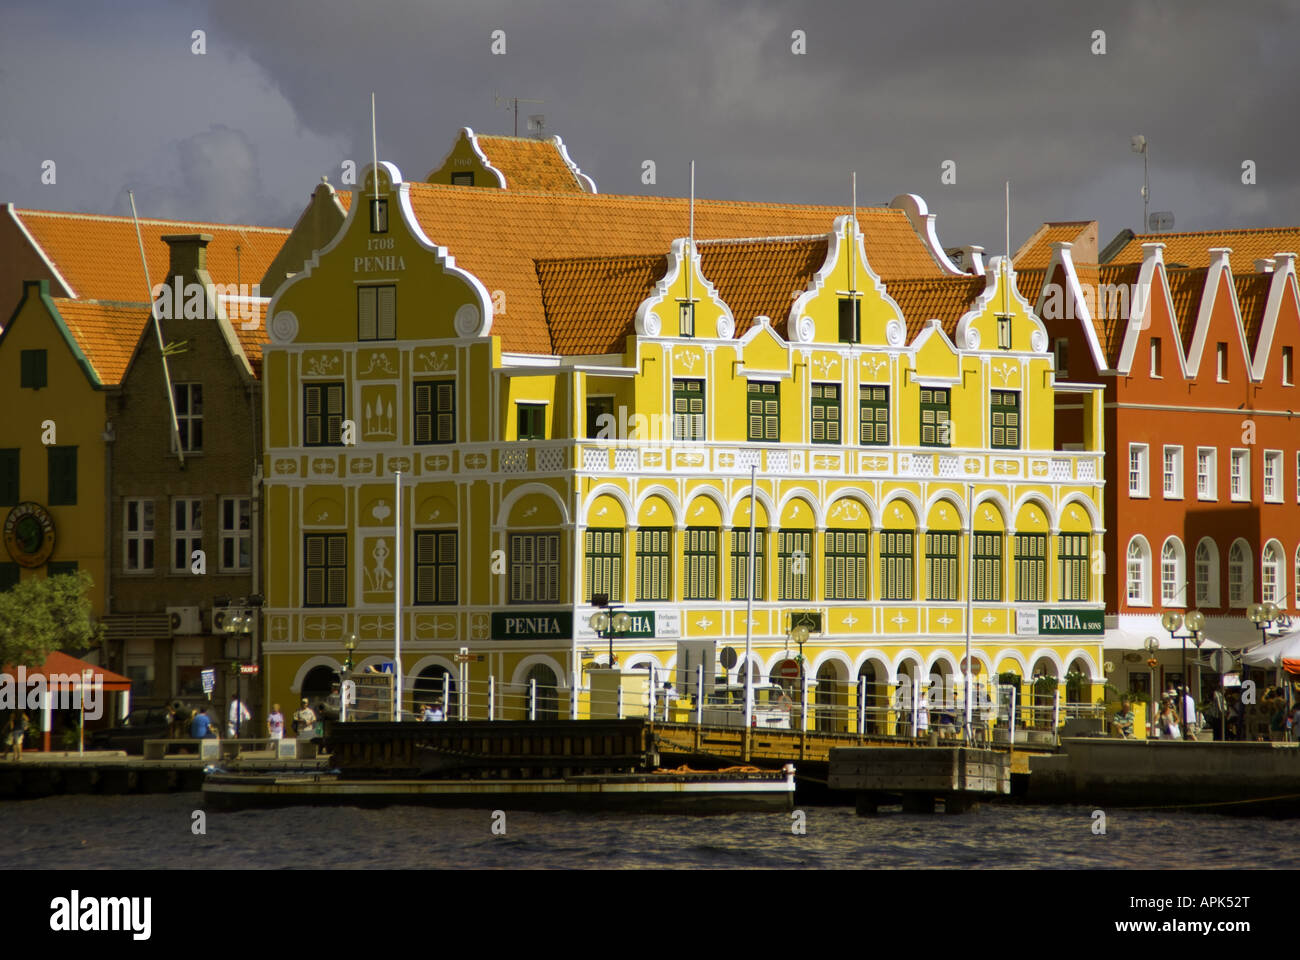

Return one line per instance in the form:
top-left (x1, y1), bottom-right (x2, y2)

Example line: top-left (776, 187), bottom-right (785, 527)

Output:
top-left (0, 751), bottom-right (327, 798)
top-left (828, 746), bottom-right (1011, 814)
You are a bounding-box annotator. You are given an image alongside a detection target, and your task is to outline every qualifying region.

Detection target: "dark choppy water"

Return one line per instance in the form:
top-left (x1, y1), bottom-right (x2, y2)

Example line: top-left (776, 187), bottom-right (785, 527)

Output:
top-left (0, 795), bottom-right (1291, 869)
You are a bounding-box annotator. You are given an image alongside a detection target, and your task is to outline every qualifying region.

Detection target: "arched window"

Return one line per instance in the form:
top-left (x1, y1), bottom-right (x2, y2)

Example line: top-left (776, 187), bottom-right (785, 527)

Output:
top-left (1126, 536), bottom-right (1151, 606)
top-left (1262, 540), bottom-right (1285, 606)
top-left (1195, 538), bottom-right (1220, 608)
top-left (1160, 538), bottom-right (1185, 607)
top-left (1229, 539), bottom-right (1252, 607)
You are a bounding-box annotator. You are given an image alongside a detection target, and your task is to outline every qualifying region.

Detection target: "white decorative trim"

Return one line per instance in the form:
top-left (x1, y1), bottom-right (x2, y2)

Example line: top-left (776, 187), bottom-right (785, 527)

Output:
top-left (795, 315), bottom-right (816, 343)
top-left (453, 303), bottom-right (481, 337)
top-left (550, 135), bottom-right (598, 193)
top-left (952, 256), bottom-right (1049, 354)
top-left (6, 204), bottom-right (77, 297)
top-left (1249, 253), bottom-right (1298, 380)
top-left (716, 313), bottom-right (734, 339)
top-left (635, 238), bottom-right (733, 338)
top-left (889, 194), bottom-right (966, 276)
top-left (788, 216), bottom-right (907, 339)
top-left (269, 311), bottom-right (299, 343)
top-left (424, 127), bottom-right (507, 188)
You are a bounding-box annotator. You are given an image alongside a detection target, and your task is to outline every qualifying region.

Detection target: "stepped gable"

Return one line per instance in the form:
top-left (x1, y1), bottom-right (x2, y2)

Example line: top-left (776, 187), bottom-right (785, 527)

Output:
top-left (13, 207), bottom-right (287, 303)
top-left (885, 275), bottom-right (986, 339)
top-left (1164, 266), bottom-right (1210, 356)
top-left (404, 184), bottom-right (944, 354)
top-left (1091, 263), bottom-right (1142, 367)
top-left (45, 297), bottom-right (148, 387)
top-left (1106, 226), bottom-right (1300, 266)
top-left (697, 236), bottom-right (827, 337)
top-left (536, 253), bottom-right (667, 356)
top-left (1234, 271), bottom-right (1272, 354)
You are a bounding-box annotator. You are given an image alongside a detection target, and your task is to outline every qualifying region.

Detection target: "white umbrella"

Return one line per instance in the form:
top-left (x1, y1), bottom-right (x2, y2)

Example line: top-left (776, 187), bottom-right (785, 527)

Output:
top-left (1240, 625), bottom-right (1300, 668)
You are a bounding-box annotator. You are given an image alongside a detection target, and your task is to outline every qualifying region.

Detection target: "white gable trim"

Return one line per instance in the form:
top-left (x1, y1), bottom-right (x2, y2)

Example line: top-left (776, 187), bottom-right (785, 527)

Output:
top-left (7, 204), bottom-right (76, 298)
top-left (550, 135), bottom-right (598, 193)
top-left (634, 238), bottom-right (734, 339)
top-left (789, 216), bottom-right (905, 345)
top-left (1039, 242), bottom-right (1110, 374)
top-left (1249, 254), bottom-right (1298, 380)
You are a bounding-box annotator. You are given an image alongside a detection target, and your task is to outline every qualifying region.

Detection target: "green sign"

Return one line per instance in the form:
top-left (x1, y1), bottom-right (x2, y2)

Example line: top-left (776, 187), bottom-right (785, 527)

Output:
top-left (492, 611), bottom-right (574, 640)
top-left (1037, 609), bottom-right (1104, 636)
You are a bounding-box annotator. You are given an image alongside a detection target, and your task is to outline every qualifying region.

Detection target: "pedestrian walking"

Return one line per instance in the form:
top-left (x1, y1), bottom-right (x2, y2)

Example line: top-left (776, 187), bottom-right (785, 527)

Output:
top-left (4, 712), bottom-right (30, 761)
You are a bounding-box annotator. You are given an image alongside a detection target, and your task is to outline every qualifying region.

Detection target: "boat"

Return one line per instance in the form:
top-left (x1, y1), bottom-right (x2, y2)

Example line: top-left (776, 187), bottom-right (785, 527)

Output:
top-left (202, 764), bottom-right (797, 813)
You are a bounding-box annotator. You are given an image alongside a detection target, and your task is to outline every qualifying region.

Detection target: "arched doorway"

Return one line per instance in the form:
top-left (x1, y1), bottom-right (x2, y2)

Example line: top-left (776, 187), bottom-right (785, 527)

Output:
top-left (815, 661), bottom-right (845, 732)
top-left (524, 663), bottom-right (560, 721)
top-left (1065, 657), bottom-right (1092, 714)
top-left (895, 659), bottom-right (921, 736)
top-left (857, 660), bottom-right (887, 733)
top-left (301, 665), bottom-right (339, 708)
top-left (1030, 657), bottom-right (1058, 729)
top-left (413, 665), bottom-right (458, 719)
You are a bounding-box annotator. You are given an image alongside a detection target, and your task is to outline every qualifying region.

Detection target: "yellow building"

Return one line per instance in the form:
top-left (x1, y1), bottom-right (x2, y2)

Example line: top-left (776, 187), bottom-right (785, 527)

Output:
top-left (259, 141), bottom-right (1106, 730)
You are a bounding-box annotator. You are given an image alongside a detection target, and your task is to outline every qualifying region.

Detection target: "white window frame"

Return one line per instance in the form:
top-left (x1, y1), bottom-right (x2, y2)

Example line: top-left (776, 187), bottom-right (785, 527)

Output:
top-left (1162, 445), bottom-right (1183, 499)
top-left (123, 498), bottom-right (155, 573)
top-left (1283, 345), bottom-right (1293, 387)
top-left (1262, 540), bottom-right (1285, 606)
top-left (1228, 539), bottom-right (1251, 608)
top-left (1216, 343), bottom-right (1228, 382)
top-left (220, 496), bottom-right (251, 572)
top-left (1263, 449), bottom-right (1283, 503)
top-left (1196, 447), bottom-right (1217, 501)
top-left (1160, 537), bottom-right (1185, 607)
top-left (1126, 536), bottom-right (1151, 607)
top-left (172, 497), bottom-right (202, 573)
top-left (1128, 444), bottom-right (1149, 498)
top-left (1150, 338), bottom-right (1162, 378)
top-left (1230, 449), bottom-right (1250, 502)
top-left (171, 382), bottom-right (203, 453)
top-left (1194, 538), bottom-right (1220, 609)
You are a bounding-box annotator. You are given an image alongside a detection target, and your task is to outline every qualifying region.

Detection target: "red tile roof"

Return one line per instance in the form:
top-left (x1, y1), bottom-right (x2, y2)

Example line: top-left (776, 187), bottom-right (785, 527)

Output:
top-left (886, 276), bottom-right (986, 339)
top-left (1014, 267), bottom-right (1048, 310)
top-left (47, 297), bottom-right (148, 386)
top-left (1014, 221), bottom-right (1095, 269)
top-left (1165, 267), bottom-right (1210, 355)
top-left (1091, 264), bottom-right (1142, 365)
top-left (14, 208), bottom-right (288, 303)
top-left (536, 254), bottom-right (666, 356)
top-left (698, 237), bottom-right (828, 337)
top-left (1107, 227), bottom-right (1300, 267)
top-left (476, 135), bottom-right (590, 193)
top-left (404, 184), bottom-right (945, 354)
top-left (1234, 272), bottom-right (1272, 353)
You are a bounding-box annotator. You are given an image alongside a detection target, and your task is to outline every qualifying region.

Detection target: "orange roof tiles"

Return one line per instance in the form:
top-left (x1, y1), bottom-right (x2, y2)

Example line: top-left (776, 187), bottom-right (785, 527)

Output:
top-left (1164, 267), bottom-right (1209, 355)
top-left (1091, 264), bottom-right (1142, 365)
top-left (1015, 267), bottom-right (1048, 310)
top-left (404, 183), bottom-right (945, 354)
top-left (1108, 227), bottom-right (1300, 267)
top-left (476, 136), bottom-right (589, 193)
top-left (1014, 222), bottom-right (1095, 270)
top-left (47, 297), bottom-right (148, 386)
top-left (1234, 272), bottom-right (1272, 353)
top-left (536, 255), bottom-right (666, 356)
top-left (14, 208), bottom-right (288, 303)
top-left (698, 237), bottom-right (827, 337)
top-left (885, 276), bottom-right (986, 339)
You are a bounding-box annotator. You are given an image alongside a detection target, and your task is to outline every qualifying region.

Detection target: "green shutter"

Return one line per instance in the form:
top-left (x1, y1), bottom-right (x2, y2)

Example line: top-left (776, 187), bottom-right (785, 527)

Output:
top-left (859, 386), bottom-right (889, 445)
top-left (919, 388), bottom-right (951, 447)
top-left (48, 446), bottom-right (77, 505)
top-left (810, 384), bottom-right (841, 444)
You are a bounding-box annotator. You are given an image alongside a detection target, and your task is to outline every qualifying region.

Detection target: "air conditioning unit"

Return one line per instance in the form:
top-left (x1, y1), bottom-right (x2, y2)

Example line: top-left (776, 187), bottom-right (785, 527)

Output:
top-left (167, 606), bottom-right (202, 635)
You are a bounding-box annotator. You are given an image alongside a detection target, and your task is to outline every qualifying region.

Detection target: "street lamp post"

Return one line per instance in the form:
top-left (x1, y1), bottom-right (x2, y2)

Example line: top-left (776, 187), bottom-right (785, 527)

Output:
top-left (341, 634), bottom-right (357, 723)
top-left (1248, 602), bottom-right (1282, 716)
top-left (223, 608), bottom-right (252, 738)
top-left (1144, 636), bottom-right (1160, 733)
top-left (789, 622), bottom-right (809, 725)
top-left (590, 595), bottom-right (631, 715)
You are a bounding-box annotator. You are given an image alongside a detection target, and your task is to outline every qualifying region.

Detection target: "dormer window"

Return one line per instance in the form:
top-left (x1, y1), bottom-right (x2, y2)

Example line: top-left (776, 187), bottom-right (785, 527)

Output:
top-left (997, 315), bottom-right (1012, 350)
top-left (679, 302), bottom-right (695, 338)
top-left (838, 298), bottom-right (860, 344)
top-left (369, 198), bottom-right (388, 233)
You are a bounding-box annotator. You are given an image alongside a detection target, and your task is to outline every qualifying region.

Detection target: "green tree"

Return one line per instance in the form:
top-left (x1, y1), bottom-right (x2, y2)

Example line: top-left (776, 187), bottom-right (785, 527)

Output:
top-left (0, 571), bottom-right (101, 667)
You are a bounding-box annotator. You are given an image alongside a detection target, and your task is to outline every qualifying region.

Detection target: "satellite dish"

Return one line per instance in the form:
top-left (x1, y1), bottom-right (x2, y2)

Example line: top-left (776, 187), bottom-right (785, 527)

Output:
top-left (1130, 134), bottom-right (1147, 154)
top-left (527, 113), bottom-right (546, 135)
top-left (1148, 211), bottom-right (1175, 232)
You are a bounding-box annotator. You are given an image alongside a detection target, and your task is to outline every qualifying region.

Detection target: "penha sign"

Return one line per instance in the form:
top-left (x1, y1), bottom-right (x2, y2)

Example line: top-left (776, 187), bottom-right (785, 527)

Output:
top-left (1036, 609), bottom-right (1105, 636)
top-left (492, 611), bottom-right (574, 641)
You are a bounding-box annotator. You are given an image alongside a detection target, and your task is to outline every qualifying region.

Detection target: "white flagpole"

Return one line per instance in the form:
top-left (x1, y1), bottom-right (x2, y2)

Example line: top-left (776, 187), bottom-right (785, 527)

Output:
top-left (744, 464), bottom-right (757, 732)
top-left (394, 469), bottom-right (403, 721)
top-left (371, 92), bottom-right (380, 207)
top-left (965, 481), bottom-right (974, 740)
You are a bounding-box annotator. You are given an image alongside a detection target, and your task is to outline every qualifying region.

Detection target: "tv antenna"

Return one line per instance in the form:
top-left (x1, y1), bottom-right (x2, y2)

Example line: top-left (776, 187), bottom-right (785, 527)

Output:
top-left (1131, 135), bottom-right (1149, 231)
top-left (494, 92), bottom-right (545, 136)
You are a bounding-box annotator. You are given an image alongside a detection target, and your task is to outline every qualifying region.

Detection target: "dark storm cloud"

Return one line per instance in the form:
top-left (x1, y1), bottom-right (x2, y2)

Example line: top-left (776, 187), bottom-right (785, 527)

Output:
top-left (4, 0), bottom-right (1297, 251)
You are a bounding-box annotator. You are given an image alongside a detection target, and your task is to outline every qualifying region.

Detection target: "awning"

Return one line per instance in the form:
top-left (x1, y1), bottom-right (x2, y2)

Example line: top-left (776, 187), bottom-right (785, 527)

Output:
top-left (1240, 625), bottom-right (1300, 669)
top-left (1102, 614), bottom-right (1265, 653)
top-left (2, 651), bottom-right (132, 692)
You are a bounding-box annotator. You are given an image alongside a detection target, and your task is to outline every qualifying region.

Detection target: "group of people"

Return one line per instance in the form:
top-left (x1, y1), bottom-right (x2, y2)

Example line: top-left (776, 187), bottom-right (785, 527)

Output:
top-left (181, 697), bottom-right (322, 742)
top-left (2, 711), bottom-right (30, 760)
top-left (1112, 683), bottom-right (1300, 741)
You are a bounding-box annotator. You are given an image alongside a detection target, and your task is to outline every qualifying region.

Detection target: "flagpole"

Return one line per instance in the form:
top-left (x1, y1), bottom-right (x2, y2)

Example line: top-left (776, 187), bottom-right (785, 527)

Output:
top-left (743, 464), bottom-right (757, 754)
top-left (965, 481), bottom-right (974, 740)
top-left (394, 469), bottom-right (403, 721)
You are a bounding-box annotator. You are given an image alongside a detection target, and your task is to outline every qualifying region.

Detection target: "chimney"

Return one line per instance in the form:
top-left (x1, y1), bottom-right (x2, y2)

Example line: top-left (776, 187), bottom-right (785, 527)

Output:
top-left (162, 233), bottom-right (214, 280)
top-left (1255, 257), bottom-right (1276, 274)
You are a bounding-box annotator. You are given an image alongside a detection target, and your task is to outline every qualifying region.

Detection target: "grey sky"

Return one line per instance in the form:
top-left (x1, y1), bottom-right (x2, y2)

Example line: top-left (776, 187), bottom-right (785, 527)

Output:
top-left (2, 0), bottom-right (1296, 257)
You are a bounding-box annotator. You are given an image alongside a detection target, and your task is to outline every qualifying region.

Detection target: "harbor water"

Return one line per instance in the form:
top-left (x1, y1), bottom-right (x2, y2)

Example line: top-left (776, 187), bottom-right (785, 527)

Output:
top-left (1, 793), bottom-right (1293, 869)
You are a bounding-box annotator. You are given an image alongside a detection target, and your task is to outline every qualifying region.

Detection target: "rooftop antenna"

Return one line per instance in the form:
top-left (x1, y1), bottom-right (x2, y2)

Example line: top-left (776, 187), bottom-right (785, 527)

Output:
top-left (493, 92), bottom-right (544, 137)
top-left (1131, 135), bottom-right (1149, 232)
top-left (127, 190), bottom-right (186, 466)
